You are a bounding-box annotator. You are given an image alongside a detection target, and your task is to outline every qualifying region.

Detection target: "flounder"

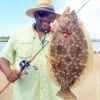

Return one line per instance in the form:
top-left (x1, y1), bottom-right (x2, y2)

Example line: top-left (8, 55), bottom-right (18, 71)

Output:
top-left (47, 10), bottom-right (93, 100)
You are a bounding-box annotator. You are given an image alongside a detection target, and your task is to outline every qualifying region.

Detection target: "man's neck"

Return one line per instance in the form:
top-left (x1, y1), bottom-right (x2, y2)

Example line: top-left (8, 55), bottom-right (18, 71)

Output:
top-left (37, 31), bottom-right (45, 40)
top-left (33, 24), bottom-right (45, 40)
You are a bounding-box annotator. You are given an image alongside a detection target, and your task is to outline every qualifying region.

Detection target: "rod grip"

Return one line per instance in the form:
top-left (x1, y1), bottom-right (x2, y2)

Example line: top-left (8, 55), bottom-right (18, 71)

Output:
top-left (0, 82), bottom-right (10, 94)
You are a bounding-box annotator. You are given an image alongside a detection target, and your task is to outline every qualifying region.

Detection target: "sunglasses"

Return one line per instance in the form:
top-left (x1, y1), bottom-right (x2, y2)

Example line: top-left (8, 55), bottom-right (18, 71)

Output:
top-left (35, 11), bottom-right (56, 19)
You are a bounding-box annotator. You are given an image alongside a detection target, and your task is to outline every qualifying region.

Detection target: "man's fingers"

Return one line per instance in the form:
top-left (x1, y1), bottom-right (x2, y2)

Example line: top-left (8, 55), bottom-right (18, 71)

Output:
top-left (50, 20), bottom-right (58, 32)
top-left (21, 71), bottom-right (28, 76)
top-left (7, 70), bottom-right (21, 82)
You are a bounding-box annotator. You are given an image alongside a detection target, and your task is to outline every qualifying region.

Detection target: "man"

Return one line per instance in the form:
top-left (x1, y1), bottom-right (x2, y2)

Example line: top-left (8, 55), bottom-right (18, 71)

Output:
top-left (0, 0), bottom-right (62, 100)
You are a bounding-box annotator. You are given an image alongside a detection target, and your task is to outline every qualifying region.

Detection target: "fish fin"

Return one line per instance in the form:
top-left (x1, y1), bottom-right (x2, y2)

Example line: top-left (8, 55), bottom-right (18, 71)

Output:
top-left (56, 89), bottom-right (77, 100)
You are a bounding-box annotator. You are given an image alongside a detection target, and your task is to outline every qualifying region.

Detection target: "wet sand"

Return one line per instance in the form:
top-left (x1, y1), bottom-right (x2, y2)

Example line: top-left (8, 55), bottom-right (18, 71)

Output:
top-left (73, 54), bottom-right (100, 100)
top-left (0, 54), bottom-right (100, 100)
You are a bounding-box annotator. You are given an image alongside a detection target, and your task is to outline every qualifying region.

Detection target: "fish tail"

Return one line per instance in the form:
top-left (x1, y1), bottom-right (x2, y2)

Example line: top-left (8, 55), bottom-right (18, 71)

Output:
top-left (56, 89), bottom-right (77, 100)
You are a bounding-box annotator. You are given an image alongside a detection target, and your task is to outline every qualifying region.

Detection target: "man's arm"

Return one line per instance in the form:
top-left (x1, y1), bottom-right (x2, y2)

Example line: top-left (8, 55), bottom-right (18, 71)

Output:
top-left (0, 57), bottom-right (20, 83)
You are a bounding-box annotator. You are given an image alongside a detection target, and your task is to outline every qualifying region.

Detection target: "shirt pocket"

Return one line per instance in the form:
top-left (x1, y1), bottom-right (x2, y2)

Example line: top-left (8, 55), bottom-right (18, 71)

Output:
top-left (17, 43), bottom-right (33, 58)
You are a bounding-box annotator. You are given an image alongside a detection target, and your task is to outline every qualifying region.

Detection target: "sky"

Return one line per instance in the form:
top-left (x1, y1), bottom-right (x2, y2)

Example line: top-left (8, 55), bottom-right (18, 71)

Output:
top-left (0, 0), bottom-right (100, 39)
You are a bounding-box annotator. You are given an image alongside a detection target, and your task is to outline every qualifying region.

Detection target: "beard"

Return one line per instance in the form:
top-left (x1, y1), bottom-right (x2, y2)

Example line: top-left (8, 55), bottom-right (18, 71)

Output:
top-left (35, 18), bottom-right (51, 33)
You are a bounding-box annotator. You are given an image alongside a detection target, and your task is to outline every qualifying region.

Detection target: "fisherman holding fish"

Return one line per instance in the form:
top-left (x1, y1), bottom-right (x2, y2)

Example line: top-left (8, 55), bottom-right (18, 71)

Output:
top-left (0, 0), bottom-right (92, 100)
top-left (0, 0), bottom-right (70, 100)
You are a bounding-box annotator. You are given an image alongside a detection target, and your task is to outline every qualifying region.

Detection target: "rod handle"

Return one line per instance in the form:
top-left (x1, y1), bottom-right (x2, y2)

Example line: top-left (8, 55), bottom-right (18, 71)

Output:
top-left (0, 82), bottom-right (10, 94)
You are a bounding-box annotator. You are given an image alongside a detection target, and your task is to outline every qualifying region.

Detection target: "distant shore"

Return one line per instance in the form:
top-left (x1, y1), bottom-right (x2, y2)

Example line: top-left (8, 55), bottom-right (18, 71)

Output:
top-left (0, 37), bottom-right (9, 42)
top-left (0, 40), bottom-right (8, 42)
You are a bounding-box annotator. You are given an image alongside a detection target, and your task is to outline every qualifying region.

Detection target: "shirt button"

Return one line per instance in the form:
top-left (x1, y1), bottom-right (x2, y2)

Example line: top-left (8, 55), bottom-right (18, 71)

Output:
top-left (40, 87), bottom-right (43, 90)
top-left (32, 65), bottom-right (38, 70)
top-left (40, 88), bottom-right (44, 93)
top-left (33, 37), bottom-right (35, 39)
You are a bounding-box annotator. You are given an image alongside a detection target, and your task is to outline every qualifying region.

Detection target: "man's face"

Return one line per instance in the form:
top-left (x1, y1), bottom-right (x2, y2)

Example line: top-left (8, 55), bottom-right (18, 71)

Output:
top-left (35, 11), bottom-right (55, 33)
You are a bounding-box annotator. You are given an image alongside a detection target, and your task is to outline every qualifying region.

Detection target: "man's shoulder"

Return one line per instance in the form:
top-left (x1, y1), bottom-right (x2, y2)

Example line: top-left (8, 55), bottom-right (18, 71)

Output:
top-left (13, 26), bottom-right (33, 35)
top-left (11, 26), bottom-right (35, 42)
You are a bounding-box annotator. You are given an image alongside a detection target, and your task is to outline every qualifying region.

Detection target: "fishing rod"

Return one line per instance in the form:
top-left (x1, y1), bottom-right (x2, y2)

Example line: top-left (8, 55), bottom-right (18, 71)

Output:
top-left (76, 0), bottom-right (91, 13)
top-left (0, 40), bottom-right (49, 94)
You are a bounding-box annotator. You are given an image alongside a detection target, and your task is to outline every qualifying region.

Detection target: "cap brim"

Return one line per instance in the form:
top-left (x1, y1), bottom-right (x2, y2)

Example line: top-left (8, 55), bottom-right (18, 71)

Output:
top-left (25, 7), bottom-right (60, 19)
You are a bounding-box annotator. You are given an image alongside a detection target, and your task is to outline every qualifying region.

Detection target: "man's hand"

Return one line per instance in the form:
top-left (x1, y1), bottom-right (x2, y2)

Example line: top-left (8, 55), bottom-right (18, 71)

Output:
top-left (50, 7), bottom-right (71, 32)
top-left (6, 69), bottom-right (21, 83)
top-left (50, 20), bottom-right (58, 32)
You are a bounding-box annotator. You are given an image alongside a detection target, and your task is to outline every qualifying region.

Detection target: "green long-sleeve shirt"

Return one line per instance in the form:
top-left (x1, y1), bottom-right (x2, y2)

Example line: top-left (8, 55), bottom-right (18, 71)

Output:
top-left (0, 26), bottom-right (61, 100)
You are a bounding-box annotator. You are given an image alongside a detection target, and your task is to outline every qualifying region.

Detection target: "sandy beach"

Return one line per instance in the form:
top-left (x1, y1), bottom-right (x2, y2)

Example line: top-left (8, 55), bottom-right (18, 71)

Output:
top-left (0, 54), bottom-right (100, 100)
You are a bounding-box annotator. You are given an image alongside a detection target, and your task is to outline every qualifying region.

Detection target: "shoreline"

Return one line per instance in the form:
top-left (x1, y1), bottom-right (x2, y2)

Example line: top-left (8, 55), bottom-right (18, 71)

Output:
top-left (0, 41), bottom-right (8, 42)
top-left (0, 39), bottom-right (8, 42)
